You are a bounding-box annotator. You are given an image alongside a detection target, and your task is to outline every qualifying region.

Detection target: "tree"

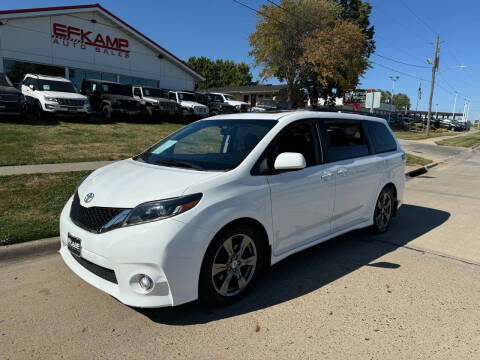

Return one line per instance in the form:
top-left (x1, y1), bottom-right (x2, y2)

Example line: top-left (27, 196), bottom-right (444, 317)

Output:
top-left (392, 93), bottom-right (411, 110)
top-left (187, 57), bottom-right (255, 90)
top-left (376, 89), bottom-right (411, 109)
top-left (248, 0), bottom-right (374, 106)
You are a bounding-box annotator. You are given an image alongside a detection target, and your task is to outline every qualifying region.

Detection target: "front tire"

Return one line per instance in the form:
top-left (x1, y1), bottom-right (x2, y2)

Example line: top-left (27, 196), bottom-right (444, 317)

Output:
top-left (34, 101), bottom-right (45, 121)
top-left (372, 187), bottom-right (394, 233)
top-left (102, 104), bottom-right (112, 121)
top-left (199, 224), bottom-right (264, 305)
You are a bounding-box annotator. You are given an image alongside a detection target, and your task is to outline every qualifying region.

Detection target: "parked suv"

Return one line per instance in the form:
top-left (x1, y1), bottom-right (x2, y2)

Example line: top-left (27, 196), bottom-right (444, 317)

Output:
top-left (81, 79), bottom-right (142, 120)
top-left (21, 74), bottom-right (90, 120)
top-left (59, 111), bottom-right (405, 308)
top-left (197, 92), bottom-right (236, 116)
top-left (169, 91), bottom-right (209, 120)
top-left (210, 92), bottom-right (250, 112)
top-left (132, 86), bottom-right (180, 119)
top-left (0, 72), bottom-right (23, 115)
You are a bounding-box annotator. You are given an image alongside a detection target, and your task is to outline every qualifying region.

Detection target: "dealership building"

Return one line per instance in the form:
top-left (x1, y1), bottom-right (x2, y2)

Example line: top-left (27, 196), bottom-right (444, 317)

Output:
top-left (0, 4), bottom-right (204, 90)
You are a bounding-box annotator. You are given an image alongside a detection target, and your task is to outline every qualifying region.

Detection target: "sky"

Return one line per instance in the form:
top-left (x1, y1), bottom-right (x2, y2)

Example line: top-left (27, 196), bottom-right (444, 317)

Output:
top-left (2, 0), bottom-right (479, 120)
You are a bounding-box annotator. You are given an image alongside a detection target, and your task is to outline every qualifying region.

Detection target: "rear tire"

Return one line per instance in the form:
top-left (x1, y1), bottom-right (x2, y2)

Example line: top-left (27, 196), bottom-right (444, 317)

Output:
top-left (199, 224), bottom-right (264, 305)
top-left (372, 187), bottom-right (395, 233)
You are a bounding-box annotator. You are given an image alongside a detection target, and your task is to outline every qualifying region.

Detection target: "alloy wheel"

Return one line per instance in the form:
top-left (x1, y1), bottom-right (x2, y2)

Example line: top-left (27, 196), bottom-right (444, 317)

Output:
top-left (211, 234), bottom-right (257, 297)
top-left (375, 191), bottom-right (392, 231)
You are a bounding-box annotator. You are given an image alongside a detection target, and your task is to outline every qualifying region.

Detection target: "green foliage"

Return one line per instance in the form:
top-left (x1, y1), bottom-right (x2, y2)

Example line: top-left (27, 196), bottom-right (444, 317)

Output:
top-left (248, 0), bottom-right (374, 106)
top-left (187, 57), bottom-right (255, 90)
top-left (376, 89), bottom-right (411, 110)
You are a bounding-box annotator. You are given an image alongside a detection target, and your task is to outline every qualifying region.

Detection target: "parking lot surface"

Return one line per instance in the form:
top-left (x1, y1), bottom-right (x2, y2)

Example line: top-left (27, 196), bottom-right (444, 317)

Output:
top-left (1, 149), bottom-right (480, 360)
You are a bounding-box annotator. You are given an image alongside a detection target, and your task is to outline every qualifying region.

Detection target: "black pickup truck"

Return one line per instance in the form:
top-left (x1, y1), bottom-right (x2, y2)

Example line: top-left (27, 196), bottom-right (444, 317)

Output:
top-left (0, 72), bottom-right (23, 115)
top-left (81, 79), bottom-right (142, 120)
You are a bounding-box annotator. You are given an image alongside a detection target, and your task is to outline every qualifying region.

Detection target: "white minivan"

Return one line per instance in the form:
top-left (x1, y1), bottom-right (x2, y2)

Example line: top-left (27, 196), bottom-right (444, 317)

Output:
top-left (59, 111), bottom-right (405, 308)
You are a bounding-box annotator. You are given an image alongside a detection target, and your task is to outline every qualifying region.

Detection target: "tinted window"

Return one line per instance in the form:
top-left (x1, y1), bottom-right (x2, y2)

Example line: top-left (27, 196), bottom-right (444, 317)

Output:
top-left (322, 120), bottom-right (369, 162)
top-left (138, 120), bottom-right (277, 171)
top-left (255, 121), bottom-right (318, 174)
top-left (365, 121), bottom-right (397, 153)
top-left (133, 88), bottom-right (142, 97)
top-left (37, 79), bottom-right (77, 93)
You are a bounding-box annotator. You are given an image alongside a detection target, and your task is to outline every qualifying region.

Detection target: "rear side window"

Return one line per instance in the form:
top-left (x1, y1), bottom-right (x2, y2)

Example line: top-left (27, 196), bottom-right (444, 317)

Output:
top-left (322, 119), bottom-right (369, 162)
top-left (365, 121), bottom-right (397, 153)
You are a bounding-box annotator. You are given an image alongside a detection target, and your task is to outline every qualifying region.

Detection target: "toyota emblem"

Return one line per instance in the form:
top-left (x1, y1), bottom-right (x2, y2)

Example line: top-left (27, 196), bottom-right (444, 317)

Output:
top-left (84, 193), bottom-right (95, 203)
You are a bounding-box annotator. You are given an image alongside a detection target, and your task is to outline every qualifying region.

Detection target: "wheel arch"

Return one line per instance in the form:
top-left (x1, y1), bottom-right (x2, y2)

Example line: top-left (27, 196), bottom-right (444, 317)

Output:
top-left (381, 182), bottom-right (398, 217)
top-left (203, 217), bottom-right (272, 270)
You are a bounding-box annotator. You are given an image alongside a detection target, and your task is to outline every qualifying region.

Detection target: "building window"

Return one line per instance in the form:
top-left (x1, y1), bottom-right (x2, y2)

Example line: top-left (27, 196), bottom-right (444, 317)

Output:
top-left (3, 59), bottom-right (64, 86)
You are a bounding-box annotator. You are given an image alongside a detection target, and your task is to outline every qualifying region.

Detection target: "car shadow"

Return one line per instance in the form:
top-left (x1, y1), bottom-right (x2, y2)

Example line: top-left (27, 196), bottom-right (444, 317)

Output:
top-left (137, 204), bottom-right (450, 325)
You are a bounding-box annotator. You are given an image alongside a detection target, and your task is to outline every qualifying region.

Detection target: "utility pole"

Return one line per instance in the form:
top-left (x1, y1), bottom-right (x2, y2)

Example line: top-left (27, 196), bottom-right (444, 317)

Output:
top-left (452, 92), bottom-right (458, 120)
top-left (426, 35), bottom-right (440, 136)
top-left (435, 104), bottom-right (438, 119)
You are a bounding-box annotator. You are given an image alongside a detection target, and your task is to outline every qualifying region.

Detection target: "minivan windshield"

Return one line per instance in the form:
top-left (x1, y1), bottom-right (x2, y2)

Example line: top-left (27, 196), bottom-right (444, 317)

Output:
top-left (37, 79), bottom-right (78, 93)
top-left (0, 73), bottom-right (13, 87)
top-left (137, 119), bottom-right (277, 171)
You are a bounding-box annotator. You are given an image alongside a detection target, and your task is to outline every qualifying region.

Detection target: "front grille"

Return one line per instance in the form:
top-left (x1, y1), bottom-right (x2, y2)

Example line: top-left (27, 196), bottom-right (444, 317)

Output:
top-left (57, 98), bottom-right (84, 106)
top-left (71, 253), bottom-right (118, 284)
top-left (70, 192), bottom-right (128, 233)
top-left (160, 102), bottom-right (176, 111)
top-left (0, 94), bottom-right (18, 102)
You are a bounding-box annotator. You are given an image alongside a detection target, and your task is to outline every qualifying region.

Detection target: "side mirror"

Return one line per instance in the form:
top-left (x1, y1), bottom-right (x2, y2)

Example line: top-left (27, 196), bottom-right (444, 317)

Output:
top-left (29, 84), bottom-right (36, 90)
top-left (274, 152), bottom-right (306, 171)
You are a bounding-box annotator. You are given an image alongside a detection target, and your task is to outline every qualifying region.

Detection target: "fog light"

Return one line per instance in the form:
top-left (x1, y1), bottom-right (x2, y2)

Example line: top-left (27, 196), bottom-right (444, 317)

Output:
top-left (139, 275), bottom-right (154, 291)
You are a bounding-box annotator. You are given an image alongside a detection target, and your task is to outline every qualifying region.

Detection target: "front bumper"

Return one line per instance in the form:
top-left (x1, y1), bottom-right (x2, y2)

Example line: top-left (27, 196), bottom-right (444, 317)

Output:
top-left (59, 197), bottom-right (211, 308)
top-left (44, 102), bottom-right (91, 115)
top-left (0, 102), bottom-right (23, 114)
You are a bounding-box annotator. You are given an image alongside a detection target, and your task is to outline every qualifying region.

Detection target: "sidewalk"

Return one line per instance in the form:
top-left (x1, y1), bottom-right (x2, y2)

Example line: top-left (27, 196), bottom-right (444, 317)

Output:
top-left (0, 160), bottom-right (114, 176)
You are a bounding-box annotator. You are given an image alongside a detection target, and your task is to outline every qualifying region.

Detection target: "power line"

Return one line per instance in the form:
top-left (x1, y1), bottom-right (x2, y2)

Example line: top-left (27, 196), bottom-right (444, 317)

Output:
top-left (232, 0), bottom-right (289, 26)
top-left (372, 53), bottom-right (431, 69)
top-left (398, 0), bottom-right (437, 35)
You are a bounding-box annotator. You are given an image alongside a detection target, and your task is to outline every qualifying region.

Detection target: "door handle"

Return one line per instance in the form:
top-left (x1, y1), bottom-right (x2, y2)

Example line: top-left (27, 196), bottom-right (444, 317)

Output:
top-left (321, 171), bottom-right (333, 181)
top-left (337, 168), bottom-right (348, 177)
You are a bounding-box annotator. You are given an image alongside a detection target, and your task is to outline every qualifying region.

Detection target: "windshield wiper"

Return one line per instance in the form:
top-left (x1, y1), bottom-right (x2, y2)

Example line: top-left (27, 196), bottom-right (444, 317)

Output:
top-left (155, 159), bottom-right (205, 171)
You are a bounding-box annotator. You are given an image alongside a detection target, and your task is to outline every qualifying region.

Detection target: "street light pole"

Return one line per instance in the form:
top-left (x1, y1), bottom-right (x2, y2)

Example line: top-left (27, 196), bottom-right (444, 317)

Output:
top-left (426, 35), bottom-right (440, 136)
top-left (452, 92), bottom-right (458, 120)
top-left (389, 75), bottom-right (399, 107)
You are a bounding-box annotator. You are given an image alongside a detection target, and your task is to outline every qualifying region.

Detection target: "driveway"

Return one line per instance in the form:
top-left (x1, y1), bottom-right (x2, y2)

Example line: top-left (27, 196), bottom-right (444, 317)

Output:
top-left (399, 139), bottom-right (468, 162)
top-left (1, 149), bottom-right (480, 359)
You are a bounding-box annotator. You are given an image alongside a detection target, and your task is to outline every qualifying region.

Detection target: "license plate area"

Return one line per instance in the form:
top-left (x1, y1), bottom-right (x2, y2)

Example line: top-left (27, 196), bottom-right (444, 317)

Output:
top-left (67, 233), bottom-right (81, 257)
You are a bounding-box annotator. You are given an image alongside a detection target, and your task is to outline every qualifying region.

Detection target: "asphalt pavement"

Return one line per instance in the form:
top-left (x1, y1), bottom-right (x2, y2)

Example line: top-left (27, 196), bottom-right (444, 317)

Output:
top-left (1, 149), bottom-right (480, 360)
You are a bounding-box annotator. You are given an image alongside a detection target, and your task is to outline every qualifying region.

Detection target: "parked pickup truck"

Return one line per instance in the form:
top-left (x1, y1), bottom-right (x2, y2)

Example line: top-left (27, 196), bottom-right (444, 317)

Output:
top-left (81, 79), bottom-right (142, 120)
top-left (132, 86), bottom-right (180, 119)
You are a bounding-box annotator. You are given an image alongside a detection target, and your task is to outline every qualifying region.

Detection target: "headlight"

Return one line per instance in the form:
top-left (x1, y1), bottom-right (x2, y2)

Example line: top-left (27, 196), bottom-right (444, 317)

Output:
top-left (83, 99), bottom-right (90, 106)
top-left (235, 104), bottom-right (241, 110)
top-left (44, 96), bottom-right (58, 102)
top-left (124, 193), bottom-right (202, 226)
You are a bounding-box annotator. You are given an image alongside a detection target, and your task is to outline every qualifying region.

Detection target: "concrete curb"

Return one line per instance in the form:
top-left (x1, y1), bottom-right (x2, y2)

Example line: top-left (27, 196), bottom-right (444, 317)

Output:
top-left (405, 161), bottom-right (440, 178)
top-left (0, 237), bottom-right (59, 263)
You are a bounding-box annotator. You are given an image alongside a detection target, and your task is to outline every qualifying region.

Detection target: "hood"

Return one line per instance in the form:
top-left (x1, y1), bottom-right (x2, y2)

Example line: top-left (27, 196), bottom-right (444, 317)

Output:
top-left (0, 86), bottom-right (21, 94)
top-left (77, 159), bottom-right (222, 208)
top-left (180, 100), bottom-right (207, 108)
top-left (144, 96), bottom-right (176, 104)
top-left (40, 91), bottom-right (87, 99)
top-left (103, 94), bottom-right (138, 102)
top-left (226, 100), bottom-right (248, 106)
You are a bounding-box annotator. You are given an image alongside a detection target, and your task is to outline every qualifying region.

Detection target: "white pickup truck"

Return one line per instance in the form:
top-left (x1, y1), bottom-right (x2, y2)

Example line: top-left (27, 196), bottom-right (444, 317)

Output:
top-left (169, 91), bottom-right (209, 120)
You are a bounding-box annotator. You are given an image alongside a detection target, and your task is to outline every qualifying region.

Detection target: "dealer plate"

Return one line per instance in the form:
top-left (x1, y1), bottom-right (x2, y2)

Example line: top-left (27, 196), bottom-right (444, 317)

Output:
top-left (67, 233), bottom-right (81, 257)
